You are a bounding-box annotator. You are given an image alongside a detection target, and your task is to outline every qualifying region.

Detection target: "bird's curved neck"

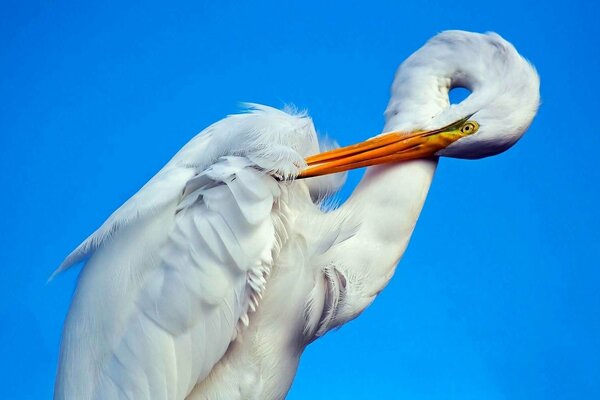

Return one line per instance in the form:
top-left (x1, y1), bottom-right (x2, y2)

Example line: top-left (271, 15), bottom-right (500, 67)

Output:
top-left (338, 157), bottom-right (437, 290)
top-left (384, 78), bottom-right (451, 134)
top-left (327, 44), bottom-right (463, 292)
top-left (331, 67), bottom-right (446, 285)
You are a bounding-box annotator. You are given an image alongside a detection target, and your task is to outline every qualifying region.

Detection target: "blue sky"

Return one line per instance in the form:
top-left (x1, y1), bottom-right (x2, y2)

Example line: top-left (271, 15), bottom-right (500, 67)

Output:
top-left (1, 0), bottom-right (599, 398)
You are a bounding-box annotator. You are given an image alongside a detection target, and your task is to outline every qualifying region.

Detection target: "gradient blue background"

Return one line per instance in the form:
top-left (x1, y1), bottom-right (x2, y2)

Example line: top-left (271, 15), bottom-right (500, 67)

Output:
top-left (1, 1), bottom-right (599, 398)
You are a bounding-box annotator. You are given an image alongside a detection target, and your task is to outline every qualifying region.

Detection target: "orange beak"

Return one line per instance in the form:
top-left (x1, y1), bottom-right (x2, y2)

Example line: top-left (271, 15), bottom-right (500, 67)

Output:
top-left (298, 117), bottom-right (478, 178)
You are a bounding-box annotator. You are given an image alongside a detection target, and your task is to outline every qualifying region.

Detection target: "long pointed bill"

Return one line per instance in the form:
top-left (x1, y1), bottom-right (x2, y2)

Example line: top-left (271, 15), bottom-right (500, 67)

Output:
top-left (298, 117), bottom-right (479, 178)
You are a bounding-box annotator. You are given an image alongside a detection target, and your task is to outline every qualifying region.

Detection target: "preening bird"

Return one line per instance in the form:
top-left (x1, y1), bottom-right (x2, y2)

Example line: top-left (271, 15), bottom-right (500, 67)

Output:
top-left (54, 31), bottom-right (539, 400)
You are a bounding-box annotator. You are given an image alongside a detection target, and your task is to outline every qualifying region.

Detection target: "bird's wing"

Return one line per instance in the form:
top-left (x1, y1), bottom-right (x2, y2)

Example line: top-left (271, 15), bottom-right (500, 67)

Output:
top-left (55, 105), bottom-right (311, 400)
top-left (50, 167), bottom-right (195, 278)
top-left (96, 158), bottom-right (284, 399)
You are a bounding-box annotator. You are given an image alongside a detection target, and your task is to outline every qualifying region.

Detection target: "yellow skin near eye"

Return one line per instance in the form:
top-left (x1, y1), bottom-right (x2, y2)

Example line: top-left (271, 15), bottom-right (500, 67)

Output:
top-left (420, 119), bottom-right (479, 150)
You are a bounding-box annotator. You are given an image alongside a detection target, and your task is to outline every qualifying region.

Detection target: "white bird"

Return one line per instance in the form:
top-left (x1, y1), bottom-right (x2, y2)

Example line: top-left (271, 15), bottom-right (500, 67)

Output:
top-left (54, 31), bottom-right (539, 400)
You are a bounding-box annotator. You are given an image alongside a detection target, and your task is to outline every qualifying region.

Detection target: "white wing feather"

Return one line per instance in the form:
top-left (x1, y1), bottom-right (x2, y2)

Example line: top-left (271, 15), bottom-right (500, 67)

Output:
top-left (92, 157), bottom-right (280, 399)
top-left (52, 104), bottom-right (316, 278)
top-left (54, 105), bottom-right (323, 400)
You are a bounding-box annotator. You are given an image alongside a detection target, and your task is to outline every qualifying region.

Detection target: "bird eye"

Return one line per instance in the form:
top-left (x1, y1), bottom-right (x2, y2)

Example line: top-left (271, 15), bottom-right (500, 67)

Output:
top-left (460, 122), bottom-right (478, 135)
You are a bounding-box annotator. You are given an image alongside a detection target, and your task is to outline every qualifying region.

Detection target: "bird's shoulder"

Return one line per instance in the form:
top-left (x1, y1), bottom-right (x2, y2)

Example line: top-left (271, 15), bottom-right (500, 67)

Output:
top-left (53, 104), bottom-right (318, 276)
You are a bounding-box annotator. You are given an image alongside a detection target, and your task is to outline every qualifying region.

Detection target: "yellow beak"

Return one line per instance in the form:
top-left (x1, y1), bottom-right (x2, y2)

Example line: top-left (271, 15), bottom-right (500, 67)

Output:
top-left (298, 117), bottom-right (479, 178)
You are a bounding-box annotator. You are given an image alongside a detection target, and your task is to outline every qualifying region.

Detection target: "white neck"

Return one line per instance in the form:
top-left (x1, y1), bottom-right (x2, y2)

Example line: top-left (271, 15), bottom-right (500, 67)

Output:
top-left (340, 158), bottom-right (437, 289)
top-left (330, 108), bottom-right (440, 299)
top-left (318, 36), bottom-right (464, 321)
top-left (335, 46), bottom-right (452, 286)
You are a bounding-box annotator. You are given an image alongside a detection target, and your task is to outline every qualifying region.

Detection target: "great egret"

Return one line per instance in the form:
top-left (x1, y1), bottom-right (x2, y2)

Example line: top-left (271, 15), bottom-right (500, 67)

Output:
top-left (54, 31), bottom-right (539, 399)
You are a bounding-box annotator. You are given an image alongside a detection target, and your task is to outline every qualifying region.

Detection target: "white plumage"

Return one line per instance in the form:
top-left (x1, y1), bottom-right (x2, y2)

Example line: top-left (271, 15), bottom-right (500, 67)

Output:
top-left (55, 31), bottom-right (539, 399)
top-left (55, 105), bottom-right (348, 399)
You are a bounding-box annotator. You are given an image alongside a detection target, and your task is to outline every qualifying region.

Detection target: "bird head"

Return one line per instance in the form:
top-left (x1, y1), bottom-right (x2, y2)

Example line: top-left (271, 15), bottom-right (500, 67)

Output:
top-left (299, 31), bottom-right (540, 178)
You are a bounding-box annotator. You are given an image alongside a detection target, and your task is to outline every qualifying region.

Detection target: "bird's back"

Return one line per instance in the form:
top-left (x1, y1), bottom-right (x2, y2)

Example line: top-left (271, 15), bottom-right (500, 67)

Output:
top-left (54, 105), bottom-right (344, 400)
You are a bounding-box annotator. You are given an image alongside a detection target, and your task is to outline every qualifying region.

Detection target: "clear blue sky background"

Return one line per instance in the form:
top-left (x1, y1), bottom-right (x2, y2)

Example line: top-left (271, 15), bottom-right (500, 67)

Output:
top-left (1, 1), bottom-right (599, 398)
